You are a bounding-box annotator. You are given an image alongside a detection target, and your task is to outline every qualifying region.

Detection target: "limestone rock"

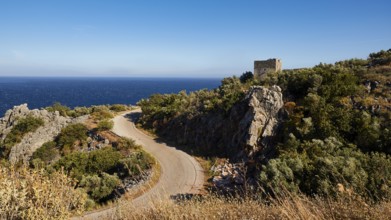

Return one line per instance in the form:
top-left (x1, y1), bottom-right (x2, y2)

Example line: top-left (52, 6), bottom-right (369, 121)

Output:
top-left (0, 104), bottom-right (88, 164)
top-left (233, 85), bottom-right (284, 158)
top-left (159, 85), bottom-right (284, 161)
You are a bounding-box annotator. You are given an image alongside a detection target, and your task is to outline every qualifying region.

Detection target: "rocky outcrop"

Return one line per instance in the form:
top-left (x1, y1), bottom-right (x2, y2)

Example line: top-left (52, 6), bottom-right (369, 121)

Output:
top-left (159, 85), bottom-right (284, 161)
top-left (0, 104), bottom-right (87, 164)
top-left (231, 85), bottom-right (284, 159)
top-left (211, 161), bottom-right (245, 192)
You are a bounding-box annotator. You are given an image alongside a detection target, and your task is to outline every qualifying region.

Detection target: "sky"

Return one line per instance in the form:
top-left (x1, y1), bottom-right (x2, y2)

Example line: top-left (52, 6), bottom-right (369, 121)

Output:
top-left (0, 0), bottom-right (390, 78)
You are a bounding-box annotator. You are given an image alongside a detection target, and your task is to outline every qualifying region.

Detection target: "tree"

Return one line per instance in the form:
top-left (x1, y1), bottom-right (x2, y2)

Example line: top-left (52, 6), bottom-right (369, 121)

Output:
top-left (239, 71), bottom-right (254, 83)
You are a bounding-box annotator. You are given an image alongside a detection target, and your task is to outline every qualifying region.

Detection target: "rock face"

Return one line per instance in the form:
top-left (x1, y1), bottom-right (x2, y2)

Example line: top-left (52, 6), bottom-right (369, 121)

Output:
top-left (232, 85), bottom-right (284, 159)
top-left (159, 85), bottom-right (284, 161)
top-left (0, 104), bottom-right (87, 164)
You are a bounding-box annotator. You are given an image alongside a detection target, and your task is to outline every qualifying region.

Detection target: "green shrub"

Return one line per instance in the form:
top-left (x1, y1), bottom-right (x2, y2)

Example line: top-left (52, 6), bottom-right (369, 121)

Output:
top-left (53, 147), bottom-right (124, 202)
top-left (46, 102), bottom-right (71, 117)
top-left (97, 119), bottom-right (114, 131)
top-left (57, 123), bottom-right (88, 154)
top-left (31, 141), bottom-right (59, 164)
top-left (1, 115), bottom-right (44, 158)
top-left (86, 147), bottom-right (122, 174)
top-left (109, 104), bottom-right (128, 112)
top-left (79, 173), bottom-right (121, 201)
top-left (91, 106), bottom-right (113, 120)
top-left (113, 137), bottom-right (140, 156)
top-left (239, 71), bottom-right (254, 83)
top-left (54, 147), bottom-right (122, 180)
top-left (67, 106), bottom-right (92, 117)
top-left (119, 151), bottom-right (153, 177)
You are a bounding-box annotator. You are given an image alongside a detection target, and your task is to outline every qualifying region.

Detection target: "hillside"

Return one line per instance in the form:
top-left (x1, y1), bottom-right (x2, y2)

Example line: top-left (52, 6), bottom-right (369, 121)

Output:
top-left (138, 49), bottom-right (391, 200)
top-left (0, 104), bottom-right (156, 218)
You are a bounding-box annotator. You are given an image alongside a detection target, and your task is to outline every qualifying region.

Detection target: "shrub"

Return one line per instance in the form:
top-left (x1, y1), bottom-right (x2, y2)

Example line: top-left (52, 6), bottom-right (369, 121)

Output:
top-left (86, 147), bottom-right (122, 174)
top-left (109, 104), bottom-right (128, 112)
top-left (1, 115), bottom-right (44, 158)
top-left (79, 173), bottom-right (121, 201)
top-left (91, 106), bottom-right (113, 121)
top-left (97, 119), bottom-right (114, 131)
top-left (239, 71), bottom-right (254, 83)
top-left (46, 102), bottom-right (71, 117)
top-left (31, 141), bottom-right (59, 164)
top-left (54, 147), bottom-right (123, 202)
top-left (113, 137), bottom-right (140, 156)
top-left (54, 147), bottom-right (122, 180)
top-left (68, 106), bottom-right (92, 118)
top-left (57, 123), bottom-right (88, 154)
top-left (119, 151), bottom-right (153, 177)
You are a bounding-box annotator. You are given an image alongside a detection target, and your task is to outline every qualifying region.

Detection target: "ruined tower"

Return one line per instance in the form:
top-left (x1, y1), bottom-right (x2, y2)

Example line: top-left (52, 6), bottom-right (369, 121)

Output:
top-left (254, 58), bottom-right (282, 78)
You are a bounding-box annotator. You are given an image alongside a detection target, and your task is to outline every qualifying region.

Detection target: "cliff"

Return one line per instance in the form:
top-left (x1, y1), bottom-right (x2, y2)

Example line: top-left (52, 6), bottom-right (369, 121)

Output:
top-left (158, 85), bottom-right (284, 161)
top-left (0, 104), bottom-right (87, 164)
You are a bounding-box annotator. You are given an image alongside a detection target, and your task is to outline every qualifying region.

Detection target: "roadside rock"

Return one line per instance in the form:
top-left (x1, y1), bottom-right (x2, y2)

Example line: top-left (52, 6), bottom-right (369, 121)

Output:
top-left (211, 161), bottom-right (245, 192)
top-left (231, 85), bottom-right (284, 159)
top-left (0, 104), bottom-right (88, 164)
top-left (159, 85), bottom-right (284, 161)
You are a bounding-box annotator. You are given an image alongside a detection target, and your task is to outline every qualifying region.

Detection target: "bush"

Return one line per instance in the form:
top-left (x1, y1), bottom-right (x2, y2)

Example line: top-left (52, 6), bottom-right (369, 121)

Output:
top-left (46, 102), bottom-right (71, 117)
top-left (31, 141), bottom-right (59, 164)
top-left (68, 106), bottom-right (92, 118)
top-left (1, 115), bottom-right (44, 158)
top-left (109, 104), bottom-right (128, 112)
top-left (239, 71), bottom-right (254, 83)
top-left (97, 119), bottom-right (114, 131)
top-left (91, 106), bottom-right (113, 121)
top-left (53, 147), bottom-right (124, 202)
top-left (79, 173), bottom-right (121, 201)
top-left (57, 123), bottom-right (88, 154)
top-left (113, 137), bottom-right (140, 156)
top-left (119, 151), bottom-right (153, 177)
top-left (0, 166), bottom-right (86, 219)
top-left (54, 147), bottom-right (122, 181)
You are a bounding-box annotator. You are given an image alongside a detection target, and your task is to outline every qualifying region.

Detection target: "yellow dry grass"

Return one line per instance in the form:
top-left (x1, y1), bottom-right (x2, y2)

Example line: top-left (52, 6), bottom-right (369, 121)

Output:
top-left (0, 166), bottom-right (86, 220)
top-left (109, 191), bottom-right (391, 220)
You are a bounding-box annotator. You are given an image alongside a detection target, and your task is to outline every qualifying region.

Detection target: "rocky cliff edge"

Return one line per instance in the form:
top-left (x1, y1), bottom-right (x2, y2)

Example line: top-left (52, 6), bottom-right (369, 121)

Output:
top-left (0, 104), bottom-right (87, 164)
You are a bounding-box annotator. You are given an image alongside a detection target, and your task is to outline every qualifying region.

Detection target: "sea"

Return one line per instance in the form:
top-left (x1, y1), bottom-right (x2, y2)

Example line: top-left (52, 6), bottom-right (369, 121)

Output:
top-left (0, 77), bottom-right (221, 117)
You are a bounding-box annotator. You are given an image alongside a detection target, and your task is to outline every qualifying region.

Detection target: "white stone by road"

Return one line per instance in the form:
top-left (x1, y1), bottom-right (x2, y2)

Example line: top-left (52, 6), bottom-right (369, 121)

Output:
top-left (77, 109), bottom-right (204, 219)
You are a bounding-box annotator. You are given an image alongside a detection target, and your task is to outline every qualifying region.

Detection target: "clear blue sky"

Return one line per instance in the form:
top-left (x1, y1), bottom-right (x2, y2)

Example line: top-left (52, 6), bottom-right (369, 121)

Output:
top-left (0, 0), bottom-right (390, 77)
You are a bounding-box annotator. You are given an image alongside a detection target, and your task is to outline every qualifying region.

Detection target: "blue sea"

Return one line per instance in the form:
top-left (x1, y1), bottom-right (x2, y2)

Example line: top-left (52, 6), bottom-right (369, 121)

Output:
top-left (0, 77), bottom-right (221, 116)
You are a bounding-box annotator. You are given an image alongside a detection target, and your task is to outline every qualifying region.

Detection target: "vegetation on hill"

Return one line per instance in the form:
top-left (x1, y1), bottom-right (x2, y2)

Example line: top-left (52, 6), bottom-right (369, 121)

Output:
top-left (138, 49), bottom-right (391, 201)
top-left (29, 106), bottom-right (154, 207)
top-left (0, 115), bottom-right (44, 158)
top-left (46, 102), bottom-right (131, 118)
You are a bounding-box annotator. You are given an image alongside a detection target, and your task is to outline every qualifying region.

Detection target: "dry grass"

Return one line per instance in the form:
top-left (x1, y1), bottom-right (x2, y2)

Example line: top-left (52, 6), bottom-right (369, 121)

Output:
top-left (109, 191), bottom-right (391, 220)
top-left (0, 166), bottom-right (86, 220)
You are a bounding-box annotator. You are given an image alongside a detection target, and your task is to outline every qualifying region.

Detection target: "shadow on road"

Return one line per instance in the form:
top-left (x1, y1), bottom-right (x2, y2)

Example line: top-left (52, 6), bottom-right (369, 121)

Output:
top-left (123, 111), bottom-right (217, 158)
top-left (124, 112), bottom-right (141, 123)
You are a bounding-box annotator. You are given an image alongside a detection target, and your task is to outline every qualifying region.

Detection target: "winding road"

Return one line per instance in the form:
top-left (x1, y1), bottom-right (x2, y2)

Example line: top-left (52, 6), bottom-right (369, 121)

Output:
top-left (78, 109), bottom-right (204, 219)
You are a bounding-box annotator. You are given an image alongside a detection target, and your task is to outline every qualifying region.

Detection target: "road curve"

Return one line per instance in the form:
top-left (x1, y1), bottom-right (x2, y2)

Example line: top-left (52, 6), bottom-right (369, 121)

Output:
top-left (79, 109), bottom-right (204, 219)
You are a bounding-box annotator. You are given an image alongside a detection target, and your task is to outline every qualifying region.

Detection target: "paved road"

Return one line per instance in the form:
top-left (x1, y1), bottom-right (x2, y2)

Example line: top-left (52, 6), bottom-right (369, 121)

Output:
top-left (78, 109), bottom-right (204, 219)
